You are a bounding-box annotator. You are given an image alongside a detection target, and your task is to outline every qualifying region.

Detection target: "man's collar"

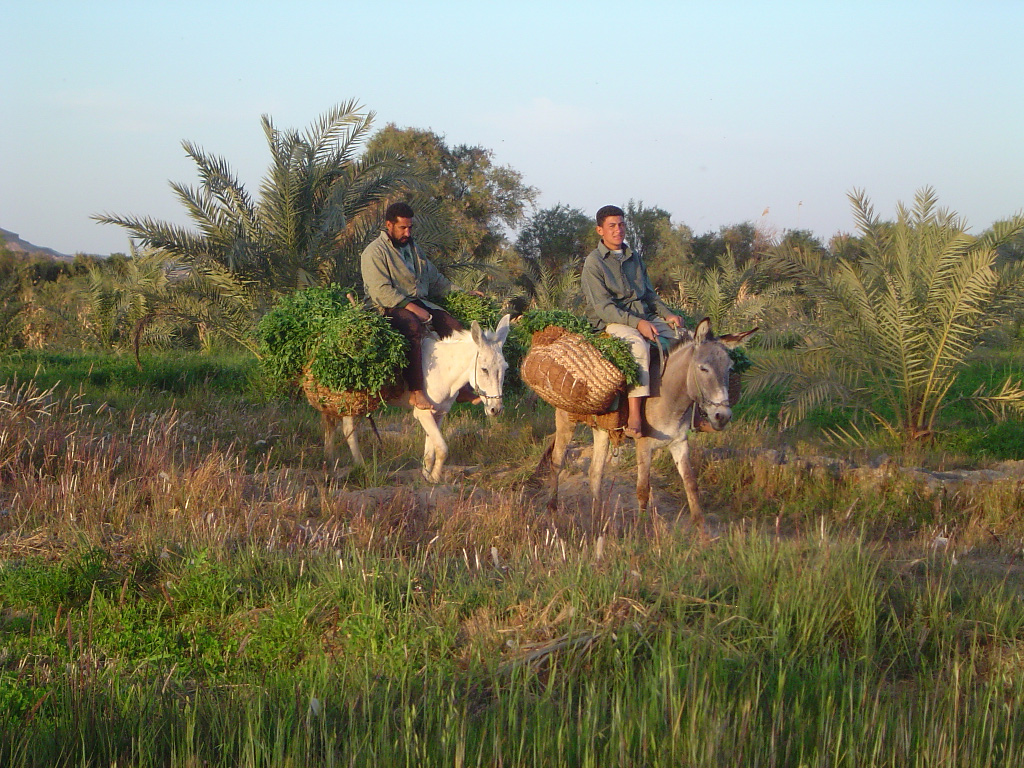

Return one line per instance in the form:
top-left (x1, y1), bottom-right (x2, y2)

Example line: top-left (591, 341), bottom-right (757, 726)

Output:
top-left (598, 241), bottom-right (632, 259)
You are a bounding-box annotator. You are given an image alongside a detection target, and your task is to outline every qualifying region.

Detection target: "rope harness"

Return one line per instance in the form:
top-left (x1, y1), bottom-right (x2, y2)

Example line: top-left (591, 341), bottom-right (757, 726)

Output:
top-left (470, 346), bottom-right (503, 406)
top-left (648, 328), bottom-right (731, 433)
top-left (686, 339), bottom-right (732, 432)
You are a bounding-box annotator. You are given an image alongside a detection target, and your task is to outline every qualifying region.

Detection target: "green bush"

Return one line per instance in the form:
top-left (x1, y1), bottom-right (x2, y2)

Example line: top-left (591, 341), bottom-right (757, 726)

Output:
top-left (943, 423), bottom-right (1024, 460)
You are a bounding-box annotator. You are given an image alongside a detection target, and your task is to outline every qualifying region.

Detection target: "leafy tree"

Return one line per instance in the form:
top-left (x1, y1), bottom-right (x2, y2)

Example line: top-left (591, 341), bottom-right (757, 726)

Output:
top-left (778, 229), bottom-right (826, 255)
top-left (508, 204), bottom-right (593, 312)
top-left (753, 187), bottom-right (1024, 441)
top-left (645, 218), bottom-right (695, 294)
top-left (515, 204), bottom-right (592, 274)
top-left (623, 200), bottom-right (671, 259)
top-left (365, 125), bottom-right (537, 264)
top-left (691, 222), bottom-right (761, 272)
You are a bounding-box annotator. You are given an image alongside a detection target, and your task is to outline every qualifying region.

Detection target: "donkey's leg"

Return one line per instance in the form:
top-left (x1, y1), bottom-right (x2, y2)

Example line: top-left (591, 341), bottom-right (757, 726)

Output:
top-left (420, 410), bottom-right (448, 479)
top-left (414, 407), bottom-right (448, 483)
top-left (669, 437), bottom-right (704, 528)
top-left (322, 412), bottom-right (340, 466)
top-left (635, 436), bottom-right (653, 515)
top-left (589, 428), bottom-right (610, 512)
top-left (546, 409), bottom-right (575, 513)
top-left (341, 415), bottom-right (363, 466)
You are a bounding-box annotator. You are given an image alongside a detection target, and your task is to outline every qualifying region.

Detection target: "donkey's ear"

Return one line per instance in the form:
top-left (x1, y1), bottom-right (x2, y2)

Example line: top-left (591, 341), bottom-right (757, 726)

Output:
top-left (471, 320), bottom-right (483, 346)
top-left (694, 317), bottom-right (713, 345)
top-left (719, 327), bottom-right (758, 349)
top-left (493, 314), bottom-right (511, 346)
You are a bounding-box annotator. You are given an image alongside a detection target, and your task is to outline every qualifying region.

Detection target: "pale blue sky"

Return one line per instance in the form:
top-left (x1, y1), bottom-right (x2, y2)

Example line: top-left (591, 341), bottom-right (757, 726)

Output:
top-left (3, 0), bottom-right (1022, 255)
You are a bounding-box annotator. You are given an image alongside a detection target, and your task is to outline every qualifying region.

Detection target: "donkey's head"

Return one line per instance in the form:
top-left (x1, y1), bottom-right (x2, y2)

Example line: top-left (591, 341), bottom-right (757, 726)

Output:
top-left (687, 318), bottom-right (758, 431)
top-left (469, 314), bottom-right (512, 416)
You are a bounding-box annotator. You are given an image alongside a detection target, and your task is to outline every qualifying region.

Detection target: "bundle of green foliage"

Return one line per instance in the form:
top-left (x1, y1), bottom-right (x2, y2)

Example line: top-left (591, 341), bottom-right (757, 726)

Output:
top-left (436, 292), bottom-right (503, 328)
top-left (255, 285), bottom-right (407, 393)
top-left (729, 346), bottom-right (753, 374)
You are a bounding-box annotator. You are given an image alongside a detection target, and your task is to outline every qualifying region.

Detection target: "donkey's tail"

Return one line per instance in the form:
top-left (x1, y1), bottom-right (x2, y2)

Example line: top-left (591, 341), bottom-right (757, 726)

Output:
top-left (526, 435), bottom-right (557, 489)
top-left (367, 413), bottom-right (383, 446)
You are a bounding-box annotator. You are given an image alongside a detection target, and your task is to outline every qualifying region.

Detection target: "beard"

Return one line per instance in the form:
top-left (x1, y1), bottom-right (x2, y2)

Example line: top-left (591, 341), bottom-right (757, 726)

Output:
top-left (389, 234), bottom-right (411, 248)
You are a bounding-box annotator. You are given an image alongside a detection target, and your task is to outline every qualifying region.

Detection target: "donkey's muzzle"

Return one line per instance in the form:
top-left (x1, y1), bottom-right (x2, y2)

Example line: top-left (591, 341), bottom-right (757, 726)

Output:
top-left (706, 405), bottom-right (733, 431)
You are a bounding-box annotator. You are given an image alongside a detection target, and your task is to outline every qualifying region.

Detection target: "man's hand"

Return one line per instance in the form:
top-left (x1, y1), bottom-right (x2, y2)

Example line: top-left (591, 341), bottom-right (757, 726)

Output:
top-left (665, 313), bottom-right (684, 330)
top-left (637, 319), bottom-right (659, 341)
top-left (467, 290), bottom-right (485, 298)
top-left (408, 302), bottom-right (431, 322)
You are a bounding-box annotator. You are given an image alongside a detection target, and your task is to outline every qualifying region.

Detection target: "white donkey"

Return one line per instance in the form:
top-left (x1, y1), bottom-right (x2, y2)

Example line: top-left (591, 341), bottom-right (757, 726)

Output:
top-left (537, 318), bottom-right (756, 526)
top-left (322, 315), bottom-right (511, 482)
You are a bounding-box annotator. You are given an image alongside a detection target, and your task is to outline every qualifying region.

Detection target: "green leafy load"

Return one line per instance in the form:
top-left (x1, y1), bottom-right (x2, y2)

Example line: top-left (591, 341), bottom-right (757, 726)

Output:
top-left (437, 298), bottom-right (641, 389)
top-left (255, 286), bottom-right (407, 393)
top-left (729, 346), bottom-right (753, 374)
top-left (436, 292), bottom-right (503, 328)
top-left (436, 293), bottom-right (527, 388)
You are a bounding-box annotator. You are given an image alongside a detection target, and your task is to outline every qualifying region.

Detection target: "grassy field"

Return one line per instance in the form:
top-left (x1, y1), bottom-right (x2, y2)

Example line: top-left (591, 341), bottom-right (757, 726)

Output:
top-left (3, 349), bottom-right (1024, 766)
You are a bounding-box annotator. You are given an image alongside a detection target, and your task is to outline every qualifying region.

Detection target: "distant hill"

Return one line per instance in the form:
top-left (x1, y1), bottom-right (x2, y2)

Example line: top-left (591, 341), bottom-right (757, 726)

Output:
top-left (1, 227), bottom-right (74, 261)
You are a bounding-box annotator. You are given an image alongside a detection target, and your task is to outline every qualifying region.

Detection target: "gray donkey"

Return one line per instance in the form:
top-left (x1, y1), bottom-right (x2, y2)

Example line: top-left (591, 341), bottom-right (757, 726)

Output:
top-left (537, 317), bottom-right (757, 528)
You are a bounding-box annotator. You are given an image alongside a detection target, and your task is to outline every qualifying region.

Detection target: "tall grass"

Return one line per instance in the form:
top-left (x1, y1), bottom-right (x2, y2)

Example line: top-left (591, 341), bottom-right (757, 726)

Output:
top-left (5, 533), bottom-right (1024, 766)
top-left (4, 352), bottom-right (1024, 765)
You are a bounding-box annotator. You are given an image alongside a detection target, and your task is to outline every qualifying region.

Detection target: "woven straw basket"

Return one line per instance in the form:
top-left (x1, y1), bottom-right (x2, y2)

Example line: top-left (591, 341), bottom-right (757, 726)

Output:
top-left (301, 365), bottom-right (380, 418)
top-left (520, 327), bottom-right (625, 414)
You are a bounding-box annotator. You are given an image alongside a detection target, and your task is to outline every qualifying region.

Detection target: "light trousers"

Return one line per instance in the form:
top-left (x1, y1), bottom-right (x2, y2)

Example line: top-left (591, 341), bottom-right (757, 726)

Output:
top-left (604, 319), bottom-right (672, 398)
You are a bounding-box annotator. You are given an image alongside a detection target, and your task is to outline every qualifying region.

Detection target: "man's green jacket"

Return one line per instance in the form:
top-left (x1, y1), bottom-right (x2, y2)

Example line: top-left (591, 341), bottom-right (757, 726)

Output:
top-left (582, 242), bottom-right (672, 330)
top-left (360, 231), bottom-right (451, 310)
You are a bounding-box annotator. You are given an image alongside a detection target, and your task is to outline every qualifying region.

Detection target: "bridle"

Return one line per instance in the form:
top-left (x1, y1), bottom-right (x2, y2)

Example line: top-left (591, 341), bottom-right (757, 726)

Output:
top-left (683, 339), bottom-right (731, 431)
top-left (470, 345), bottom-right (504, 406)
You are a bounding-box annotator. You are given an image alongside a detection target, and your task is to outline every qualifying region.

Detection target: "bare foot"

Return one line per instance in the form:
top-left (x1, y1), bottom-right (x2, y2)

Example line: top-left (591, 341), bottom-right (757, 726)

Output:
top-left (409, 390), bottom-right (435, 411)
top-left (623, 419), bottom-right (643, 440)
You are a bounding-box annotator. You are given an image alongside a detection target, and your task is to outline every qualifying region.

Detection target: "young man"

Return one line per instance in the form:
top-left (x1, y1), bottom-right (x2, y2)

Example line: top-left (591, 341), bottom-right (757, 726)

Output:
top-left (360, 202), bottom-right (467, 411)
top-left (581, 204), bottom-right (684, 438)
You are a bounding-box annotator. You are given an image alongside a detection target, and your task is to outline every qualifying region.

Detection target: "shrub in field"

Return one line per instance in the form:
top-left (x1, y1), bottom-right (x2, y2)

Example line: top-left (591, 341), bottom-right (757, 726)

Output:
top-left (255, 285), bottom-right (407, 393)
top-left (756, 187), bottom-right (1024, 442)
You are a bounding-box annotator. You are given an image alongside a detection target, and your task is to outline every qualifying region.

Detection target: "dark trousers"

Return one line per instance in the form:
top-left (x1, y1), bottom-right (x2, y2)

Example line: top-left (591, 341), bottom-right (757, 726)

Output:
top-left (385, 302), bottom-right (464, 391)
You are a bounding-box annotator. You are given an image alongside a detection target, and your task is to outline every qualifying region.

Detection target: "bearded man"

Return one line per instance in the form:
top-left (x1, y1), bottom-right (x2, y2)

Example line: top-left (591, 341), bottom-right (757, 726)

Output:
top-left (361, 202), bottom-right (474, 411)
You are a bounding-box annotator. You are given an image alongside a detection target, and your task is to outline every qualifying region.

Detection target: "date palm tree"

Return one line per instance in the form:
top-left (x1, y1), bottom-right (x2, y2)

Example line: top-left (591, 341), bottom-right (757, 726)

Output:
top-left (672, 245), bottom-right (793, 339)
top-left (93, 101), bottom-right (422, 351)
top-left (753, 187), bottom-right (1024, 441)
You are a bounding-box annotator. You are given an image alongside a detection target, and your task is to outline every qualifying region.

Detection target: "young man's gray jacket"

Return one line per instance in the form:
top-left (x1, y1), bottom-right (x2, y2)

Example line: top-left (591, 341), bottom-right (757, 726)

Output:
top-left (582, 242), bottom-right (672, 330)
top-left (360, 231), bottom-right (451, 310)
